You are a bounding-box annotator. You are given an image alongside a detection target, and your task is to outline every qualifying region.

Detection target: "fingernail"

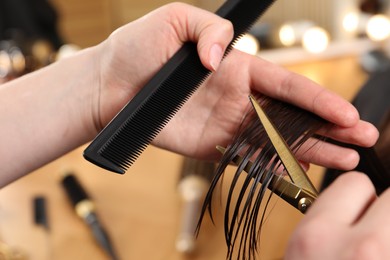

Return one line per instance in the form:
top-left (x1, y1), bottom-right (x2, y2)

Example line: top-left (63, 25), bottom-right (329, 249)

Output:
top-left (209, 44), bottom-right (223, 71)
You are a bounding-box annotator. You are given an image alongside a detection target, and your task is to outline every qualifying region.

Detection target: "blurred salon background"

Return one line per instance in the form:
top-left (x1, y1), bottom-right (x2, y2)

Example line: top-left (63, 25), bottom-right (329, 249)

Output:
top-left (0, 1), bottom-right (389, 260)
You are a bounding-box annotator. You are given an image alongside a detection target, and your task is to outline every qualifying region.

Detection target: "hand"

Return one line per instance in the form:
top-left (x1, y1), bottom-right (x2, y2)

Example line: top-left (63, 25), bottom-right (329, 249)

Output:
top-left (285, 172), bottom-right (390, 259)
top-left (0, 2), bottom-right (233, 185)
top-left (0, 3), bottom-right (377, 185)
top-left (90, 4), bottom-right (377, 171)
top-left (153, 50), bottom-right (378, 170)
top-left (92, 2), bottom-right (233, 130)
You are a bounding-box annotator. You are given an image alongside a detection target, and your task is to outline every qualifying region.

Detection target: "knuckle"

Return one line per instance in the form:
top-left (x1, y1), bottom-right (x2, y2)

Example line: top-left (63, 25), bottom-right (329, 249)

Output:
top-left (347, 233), bottom-right (385, 260)
top-left (287, 219), bottom-right (327, 258)
top-left (219, 19), bottom-right (234, 36)
top-left (337, 172), bottom-right (374, 193)
top-left (279, 72), bottom-right (295, 100)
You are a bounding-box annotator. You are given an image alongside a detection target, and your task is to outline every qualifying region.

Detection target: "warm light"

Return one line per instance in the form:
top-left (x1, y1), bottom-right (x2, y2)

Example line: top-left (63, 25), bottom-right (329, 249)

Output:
top-left (10, 48), bottom-right (25, 74)
top-left (366, 14), bottom-right (390, 41)
top-left (343, 12), bottom-right (360, 33)
top-left (233, 33), bottom-right (260, 55)
top-left (0, 51), bottom-right (11, 78)
top-left (279, 21), bottom-right (315, 47)
top-left (279, 24), bottom-right (296, 46)
top-left (302, 27), bottom-right (329, 53)
top-left (56, 44), bottom-right (81, 60)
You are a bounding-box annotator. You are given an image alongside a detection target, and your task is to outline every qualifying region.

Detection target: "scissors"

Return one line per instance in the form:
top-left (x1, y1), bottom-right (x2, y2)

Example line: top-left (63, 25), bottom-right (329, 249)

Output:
top-left (217, 95), bottom-right (318, 214)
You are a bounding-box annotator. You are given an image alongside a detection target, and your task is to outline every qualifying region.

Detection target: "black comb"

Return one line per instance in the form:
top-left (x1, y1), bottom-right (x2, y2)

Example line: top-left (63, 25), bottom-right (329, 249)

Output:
top-left (84, 0), bottom-right (276, 174)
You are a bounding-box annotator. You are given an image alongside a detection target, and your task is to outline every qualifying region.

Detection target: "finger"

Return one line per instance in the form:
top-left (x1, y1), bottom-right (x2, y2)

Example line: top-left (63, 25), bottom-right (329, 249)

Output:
top-left (167, 3), bottom-right (234, 71)
top-left (248, 55), bottom-right (360, 128)
top-left (306, 172), bottom-right (376, 224)
top-left (318, 120), bottom-right (379, 148)
top-left (356, 188), bottom-right (390, 228)
top-left (295, 138), bottom-right (359, 170)
top-left (347, 188), bottom-right (390, 260)
top-left (197, 23), bottom-right (233, 71)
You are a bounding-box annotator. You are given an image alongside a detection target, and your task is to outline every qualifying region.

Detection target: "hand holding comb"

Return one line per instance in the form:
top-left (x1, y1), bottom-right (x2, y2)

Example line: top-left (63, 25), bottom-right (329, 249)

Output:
top-left (83, 0), bottom-right (276, 174)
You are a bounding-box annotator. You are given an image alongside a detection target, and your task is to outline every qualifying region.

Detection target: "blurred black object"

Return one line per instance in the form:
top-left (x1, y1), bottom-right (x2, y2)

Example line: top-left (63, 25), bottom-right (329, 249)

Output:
top-left (359, 49), bottom-right (390, 74)
top-left (33, 196), bottom-right (49, 231)
top-left (0, 0), bottom-right (63, 49)
top-left (61, 173), bottom-right (119, 260)
top-left (360, 0), bottom-right (388, 14)
top-left (0, 0), bottom-right (64, 81)
top-left (321, 66), bottom-right (390, 194)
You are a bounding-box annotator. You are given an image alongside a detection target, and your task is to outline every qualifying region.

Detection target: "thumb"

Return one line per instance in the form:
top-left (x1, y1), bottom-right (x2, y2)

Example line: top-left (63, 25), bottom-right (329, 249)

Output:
top-left (167, 3), bottom-right (234, 71)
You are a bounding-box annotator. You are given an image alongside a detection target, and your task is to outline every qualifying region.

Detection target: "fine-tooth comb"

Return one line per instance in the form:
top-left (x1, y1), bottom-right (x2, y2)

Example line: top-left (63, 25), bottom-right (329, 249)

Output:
top-left (83, 0), bottom-right (276, 174)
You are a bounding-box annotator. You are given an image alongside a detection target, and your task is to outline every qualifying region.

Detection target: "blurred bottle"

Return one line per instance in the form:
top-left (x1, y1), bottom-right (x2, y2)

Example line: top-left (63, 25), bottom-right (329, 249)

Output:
top-left (176, 157), bottom-right (216, 254)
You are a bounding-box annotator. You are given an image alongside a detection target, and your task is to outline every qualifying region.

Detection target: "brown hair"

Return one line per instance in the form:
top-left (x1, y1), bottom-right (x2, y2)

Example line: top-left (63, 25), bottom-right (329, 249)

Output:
top-left (197, 94), bottom-right (328, 259)
top-left (197, 93), bottom-right (390, 259)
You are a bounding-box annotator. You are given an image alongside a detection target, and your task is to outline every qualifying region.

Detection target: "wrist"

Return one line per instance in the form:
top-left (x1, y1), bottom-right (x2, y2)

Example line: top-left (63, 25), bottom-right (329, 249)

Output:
top-left (55, 45), bottom-right (103, 141)
top-left (0, 44), bottom-right (102, 183)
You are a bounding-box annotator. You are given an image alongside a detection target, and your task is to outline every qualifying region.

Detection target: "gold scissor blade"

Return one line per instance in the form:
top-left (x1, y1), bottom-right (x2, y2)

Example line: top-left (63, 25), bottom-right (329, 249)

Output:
top-left (248, 95), bottom-right (318, 196)
top-left (216, 145), bottom-right (316, 213)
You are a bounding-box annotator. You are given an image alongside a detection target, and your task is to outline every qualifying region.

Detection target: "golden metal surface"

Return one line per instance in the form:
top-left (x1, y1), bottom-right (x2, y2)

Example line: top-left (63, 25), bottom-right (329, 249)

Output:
top-left (75, 200), bottom-right (95, 218)
top-left (248, 95), bottom-right (318, 196)
top-left (216, 146), bottom-right (316, 214)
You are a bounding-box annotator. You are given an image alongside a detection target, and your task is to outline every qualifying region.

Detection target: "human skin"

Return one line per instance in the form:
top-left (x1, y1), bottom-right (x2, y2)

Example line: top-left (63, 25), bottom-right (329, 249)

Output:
top-left (0, 3), bottom-right (387, 259)
top-left (0, 3), bottom-right (377, 187)
top-left (285, 172), bottom-right (390, 260)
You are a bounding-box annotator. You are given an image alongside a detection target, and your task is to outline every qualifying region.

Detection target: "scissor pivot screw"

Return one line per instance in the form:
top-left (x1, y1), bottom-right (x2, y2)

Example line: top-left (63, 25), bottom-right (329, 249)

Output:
top-left (298, 198), bottom-right (313, 213)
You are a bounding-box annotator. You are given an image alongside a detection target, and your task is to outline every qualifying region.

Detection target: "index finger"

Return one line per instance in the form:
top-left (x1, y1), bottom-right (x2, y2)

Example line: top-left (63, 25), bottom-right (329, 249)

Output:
top-left (249, 57), bottom-right (359, 128)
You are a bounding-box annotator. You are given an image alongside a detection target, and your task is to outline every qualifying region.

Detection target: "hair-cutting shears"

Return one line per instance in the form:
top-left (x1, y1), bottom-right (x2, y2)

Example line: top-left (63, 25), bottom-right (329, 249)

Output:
top-left (217, 95), bottom-right (318, 213)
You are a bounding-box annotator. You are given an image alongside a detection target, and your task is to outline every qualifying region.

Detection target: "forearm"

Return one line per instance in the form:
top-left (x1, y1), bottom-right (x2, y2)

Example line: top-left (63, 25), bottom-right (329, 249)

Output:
top-left (0, 2), bottom-right (234, 186)
top-left (0, 46), bottom-right (100, 186)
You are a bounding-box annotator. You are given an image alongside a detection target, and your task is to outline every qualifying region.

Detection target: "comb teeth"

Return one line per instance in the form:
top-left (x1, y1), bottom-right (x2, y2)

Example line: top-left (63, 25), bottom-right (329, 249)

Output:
top-left (84, 0), bottom-right (276, 174)
top-left (101, 55), bottom-right (208, 171)
top-left (84, 44), bottom-right (209, 173)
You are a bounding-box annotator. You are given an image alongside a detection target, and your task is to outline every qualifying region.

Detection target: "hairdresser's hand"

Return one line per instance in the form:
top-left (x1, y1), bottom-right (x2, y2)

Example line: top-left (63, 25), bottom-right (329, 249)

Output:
top-left (0, 3), bottom-right (235, 185)
top-left (90, 2), bottom-right (376, 171)
top-left (154, 50), bottom-right (378, 170)
top-left (92, 2), bottom-right (233, 130)
top-left (0, 2), bottom-right (377, 185)
top-left (285, 172), bottom-right (390, 260)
